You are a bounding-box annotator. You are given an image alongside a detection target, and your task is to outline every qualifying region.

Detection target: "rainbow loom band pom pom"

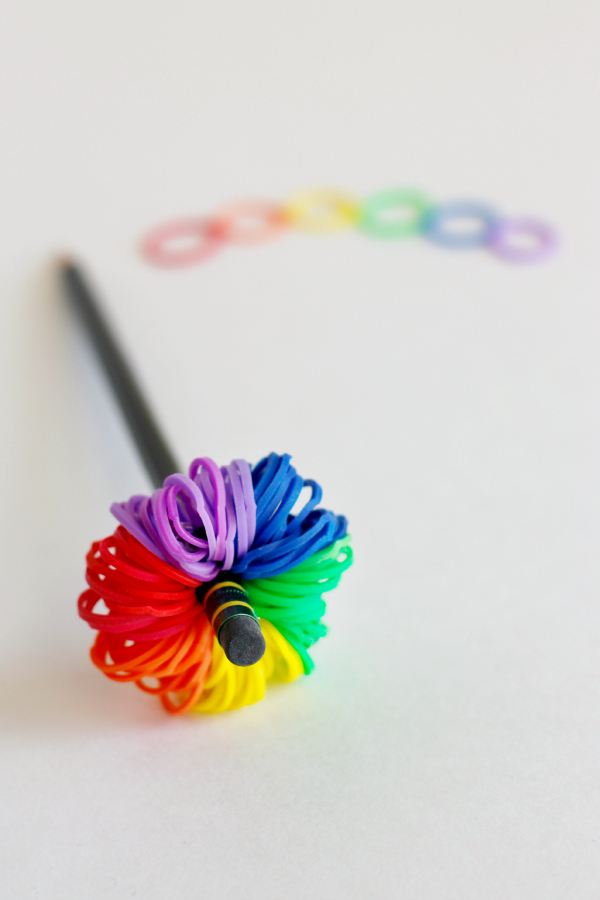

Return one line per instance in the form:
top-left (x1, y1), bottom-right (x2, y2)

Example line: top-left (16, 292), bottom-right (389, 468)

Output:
top-left (79, 453), bottom-right (353, 714)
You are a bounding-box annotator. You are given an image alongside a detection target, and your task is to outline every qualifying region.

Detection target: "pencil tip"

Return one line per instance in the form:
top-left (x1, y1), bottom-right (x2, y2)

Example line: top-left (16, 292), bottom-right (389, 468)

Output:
top-left (56, 253), bottom-right (75, 269)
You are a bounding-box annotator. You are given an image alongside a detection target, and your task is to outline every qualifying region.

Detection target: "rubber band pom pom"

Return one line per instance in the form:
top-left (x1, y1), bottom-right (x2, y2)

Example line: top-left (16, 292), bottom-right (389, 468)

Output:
top-left (424, 201), bottom-right (500, 249)
top-left (78, 452), bottom-right (353, 715)
top-left (140, 218), bottom-right (223, 268)
top-left (359, 188), bottom-right (432, 239)
top-left (283, 188), bottom-right (361, 233)
top-left (488, 217), bottom-right (558, 264)
top-left (210, 199), bottom-right (288, 245)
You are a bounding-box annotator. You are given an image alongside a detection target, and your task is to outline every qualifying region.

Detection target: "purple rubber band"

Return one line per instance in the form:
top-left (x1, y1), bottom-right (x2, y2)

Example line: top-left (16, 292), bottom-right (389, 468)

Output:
top-left (110, 457), bottom-right (256, 581)
top-left (489, 217), bottom-right (558, 263)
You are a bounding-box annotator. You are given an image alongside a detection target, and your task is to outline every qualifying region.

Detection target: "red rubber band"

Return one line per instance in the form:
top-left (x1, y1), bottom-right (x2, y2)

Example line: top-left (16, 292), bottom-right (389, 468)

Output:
top-left (210, 199), bottom-right (287, 245)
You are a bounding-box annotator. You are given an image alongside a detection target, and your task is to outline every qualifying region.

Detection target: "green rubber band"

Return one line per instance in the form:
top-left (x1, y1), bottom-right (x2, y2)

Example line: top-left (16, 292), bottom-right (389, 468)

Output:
top-left (359, 188), bottom-right (432, 239)
top-left (240, 535), bottom-right (353, 673)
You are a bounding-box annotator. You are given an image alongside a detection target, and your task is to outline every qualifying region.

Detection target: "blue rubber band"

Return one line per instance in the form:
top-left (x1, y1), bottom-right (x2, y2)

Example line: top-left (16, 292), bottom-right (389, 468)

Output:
top-left (424, 201), bottom-right (500, 249)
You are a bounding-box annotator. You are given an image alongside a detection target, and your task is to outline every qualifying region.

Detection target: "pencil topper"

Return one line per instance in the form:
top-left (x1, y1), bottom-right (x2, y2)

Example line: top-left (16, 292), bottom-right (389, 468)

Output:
top-left (62, 262), bottom-right (352, 715)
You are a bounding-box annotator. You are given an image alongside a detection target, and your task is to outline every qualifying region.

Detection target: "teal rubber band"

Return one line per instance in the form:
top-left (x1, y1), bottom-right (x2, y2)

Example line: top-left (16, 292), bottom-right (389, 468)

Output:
top-left (359, 188), bottom-right (432, 239)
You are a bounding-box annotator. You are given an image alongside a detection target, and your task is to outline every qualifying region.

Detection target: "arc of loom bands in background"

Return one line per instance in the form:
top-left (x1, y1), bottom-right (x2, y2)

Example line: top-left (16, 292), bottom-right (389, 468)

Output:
top-left (139, 185), bottom-right (558, 266)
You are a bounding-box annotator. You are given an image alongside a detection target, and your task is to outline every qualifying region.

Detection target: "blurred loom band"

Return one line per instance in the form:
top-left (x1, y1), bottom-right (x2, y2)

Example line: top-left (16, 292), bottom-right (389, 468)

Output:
top-left (488, 218), bottom-right (558, 263)
top-left (358, 188), bottom-right (433, 239)
top-left (423, 201), bottom-right (501, 249)
top-left (210, 199), bottom-right (288, 244)
top-left (79, 454), bottom-right (353, 714)
top-left (140, 217), bottom-right (224, 267)
top-left (282, 188), bottom-right (361, 232)
top-left (139, 186), bottom-right (558, 267)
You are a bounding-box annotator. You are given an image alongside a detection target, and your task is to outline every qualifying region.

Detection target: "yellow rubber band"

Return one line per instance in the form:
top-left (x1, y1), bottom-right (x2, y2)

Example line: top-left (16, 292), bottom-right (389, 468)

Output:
top-left (203, 581), bottom-right (241, 605)
top-left (191, 620), bottom-right (304, 714)
top-left (283, 188), bottom-right (360, 233)
top-left (209, 599), bottom-right (254, 630)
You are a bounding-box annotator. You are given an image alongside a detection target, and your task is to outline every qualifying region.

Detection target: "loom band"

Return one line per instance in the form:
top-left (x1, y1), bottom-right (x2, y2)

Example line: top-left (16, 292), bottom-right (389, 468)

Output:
top-left (269, 533), bottom-right (352, 575)
top-left (219, 474), bottom-right (238, 570)
top-left (194, 650), bottom-right (239, 713)
top-left (251, 455), bottom-right (294, 528)
top-left (77, 589), bottom-right (158, 631)
top-left (131, 631), bottom-right (210, 688)
top-left (231, 520), bottom-right (333, 575)
top-left (112, 527), bottom-right (201, 588)
top-left (248, 594), bottom-right (325, 618)
top-left (111, 500), bottom-right (168, 562)
top-left (156, 478), bottom-right (212, 555)
top-left (488, 217), bottom-right (558, 263)
top-left (85, 573), bottom-right (196, 611)
top-left (89, 565), bottom-right (191, 598)
top-left (358, 188), bottom-right (433, 239)
top-left (282, 479), bottom-right (323, 537)
top-left (283, 188), bottom-right (361, 233)
top-left (254, 604), bottom-right (327, 627)
top-left (161, 674), bottom-right (209, 714)
top-left (164, 486), bottom-right (211, 554)
top-left (140, 217), bottom-right (223, 268)
top-left (134, 525), bottom-right (221, 580)
top-left (264, 622), bottom-right (313, 675)
top-left (261, 621), bottom-right (305, 681)
top-left (270, 549), bottom-right (352, 584)
top-left (154, 478), bottom-right (216, 561)
top-left (245, 580), bottom-right (334, 605)
top-left (93, 633), bottom-right (178, 675)
top-left (165, 620), bottom-right (212, 674)
top-left (272, 548), bottom-right (353, 586)
top-left (251, 452), bottom-right (283, 502)
top-left (263, 471), bottom-right (306, 540)
top-left (243, 539), bottom-right (336, 579)
top-left (209, 199), bottom-right (288, 245)
top-left (89, 591), bottom-right (197, 619)
top-left (244, 508), bottom-right (339, 565)
top-left (86, 553), bottom-right (196, 596)
top-left (220, 666), bottom-right (259, 713)
top-left (118, 611), bottom-right (203, 642)
top-left (234, 458), bottom-right (257, 547)
top-left (243, 569), bottom-right (339, 598)
top-left (423, 201), bottom-right (501, 249)
top-left (253, 454), bottom-right (295, 530)
top-left (95, 540), bottom-right (179, 586)
top-left (223, 463), bottom-right (249, 559)
top-left (91, 639), bottom-right (146, 683)
top-left (138, 495), bottom-right (177, 561)
top-left (188, 458), bottom-right (227, 559)
top-left (90, 629), bottom-right (195, 679)
top-left (254, 472), bottom-right (305, 545)
top-left (157, 671), bottom-right (208, 715)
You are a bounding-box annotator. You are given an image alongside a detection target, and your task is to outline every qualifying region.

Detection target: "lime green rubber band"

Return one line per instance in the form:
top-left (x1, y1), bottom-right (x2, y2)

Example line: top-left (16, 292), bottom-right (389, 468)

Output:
top-left (359, 188), bottom-right (432, 239)
top-left (241, 535), bottom-right (353, 673)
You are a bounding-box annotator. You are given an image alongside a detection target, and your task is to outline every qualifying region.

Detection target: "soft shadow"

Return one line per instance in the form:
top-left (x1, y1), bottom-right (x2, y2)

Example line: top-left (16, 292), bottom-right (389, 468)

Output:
top-left (0, 662), bottom-right (167, 739)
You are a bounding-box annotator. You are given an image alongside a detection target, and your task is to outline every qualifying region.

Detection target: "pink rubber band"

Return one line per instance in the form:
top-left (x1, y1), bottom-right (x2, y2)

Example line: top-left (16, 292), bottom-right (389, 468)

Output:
top-left (140, 218), bottom-right (223, 268)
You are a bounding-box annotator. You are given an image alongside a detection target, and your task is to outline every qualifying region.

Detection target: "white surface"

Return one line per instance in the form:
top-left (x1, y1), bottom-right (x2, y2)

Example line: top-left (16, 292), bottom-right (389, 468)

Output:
top-left (1, 1), bottom-right (599, 897)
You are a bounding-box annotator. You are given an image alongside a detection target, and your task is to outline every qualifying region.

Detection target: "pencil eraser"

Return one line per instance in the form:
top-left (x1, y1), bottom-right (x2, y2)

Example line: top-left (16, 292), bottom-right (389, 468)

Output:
top-left (219, 616), bottom-right (266, 667)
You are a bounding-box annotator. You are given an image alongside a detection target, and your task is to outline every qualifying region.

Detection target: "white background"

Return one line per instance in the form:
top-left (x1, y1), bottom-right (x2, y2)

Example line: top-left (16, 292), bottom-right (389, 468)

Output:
top-left (1, 1), bottom-right (599, 897)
